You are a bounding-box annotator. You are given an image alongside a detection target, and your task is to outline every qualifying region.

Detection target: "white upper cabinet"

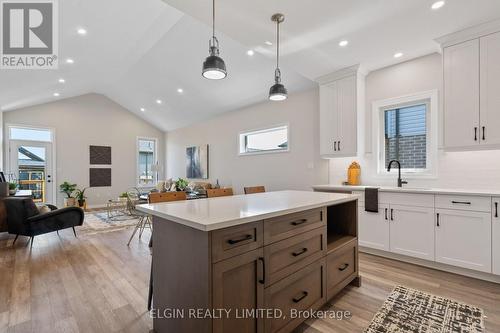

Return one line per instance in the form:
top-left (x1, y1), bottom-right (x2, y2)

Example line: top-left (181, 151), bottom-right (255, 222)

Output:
top-left (318, 66), bottom-right (364, 158)
top-left (443, 40), bottom-right (480, 149)
top-left (480, 31), bottom-right (500, 146)
top-left (440, 22), bottom-right (500, 150)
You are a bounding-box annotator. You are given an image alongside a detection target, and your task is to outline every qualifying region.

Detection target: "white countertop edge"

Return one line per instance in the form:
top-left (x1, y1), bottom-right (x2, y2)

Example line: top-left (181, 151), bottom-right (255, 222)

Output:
top-left (136, 196), bottom-right (358, 232)
top-left (312, 185), bottom-right (500, 197)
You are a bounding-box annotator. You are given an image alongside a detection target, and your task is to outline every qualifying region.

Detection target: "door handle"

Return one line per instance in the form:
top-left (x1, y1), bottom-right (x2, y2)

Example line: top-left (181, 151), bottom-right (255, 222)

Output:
top-left (495, 202), bottom-right (498, 218)
top-left (292, 248), bottom-right (308, 257)
top-left (338, 141), bottom-right (341, 151)
top-left (258, 257), bottom-right (265, 285)
top-left (292, 291), bottom-right (308, 303)
top-left (474, 127), bottom-right (478, 141)
top-left (482, 126), bottom-right (485, 141)
top-left (384, 208), bottom-right (388, 220)
top-left (333, 141), bottom-right (337, 151)
top-left (390, 208), bottom-right (394, 221)
top-left (338, 263), bottom-right (349, 271)
top-left (436, 213), bottom-right (440, 227)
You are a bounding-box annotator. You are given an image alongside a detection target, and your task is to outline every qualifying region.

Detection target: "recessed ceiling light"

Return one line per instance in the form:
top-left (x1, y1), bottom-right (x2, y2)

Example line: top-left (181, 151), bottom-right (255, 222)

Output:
top-left (140, 108), bottom-right (145, 112)
top-left (431, 1), bottom-right (445, 10)
top-left (247, 50), bottom-right (255, 56)
top-left (177, 88), bottom-right (183, 93)
top-left (53, 93), bottom-right (60, 97)
top-left (156, 99), bottom-right (162, 104)
top-left (394, 52), bottom-right (404, 58)
top-left (77, 28), bottom-right (87, 35)
top-left (264, 41), bottom-right (273, 46)
top-left (338, 40), bottom-right (349, 47)
top-left (66, 58), bottom-right (74, 64)
top-left (58, 78), bottom-right (65, 83)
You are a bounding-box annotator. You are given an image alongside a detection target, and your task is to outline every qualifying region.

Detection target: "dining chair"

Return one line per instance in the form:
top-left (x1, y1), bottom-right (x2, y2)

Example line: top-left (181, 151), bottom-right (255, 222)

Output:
top-left (206, 188), bottom-right (234, 198)
top-left (126, 190), bottom-right (151, 246)
top-left (146, 191), bottom-right (187, 311)
top-left (244, 186), bottom-right (266, 194)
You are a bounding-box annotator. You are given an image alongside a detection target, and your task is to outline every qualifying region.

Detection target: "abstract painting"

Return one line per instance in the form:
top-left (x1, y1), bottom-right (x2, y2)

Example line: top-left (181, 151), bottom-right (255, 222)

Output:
top-left (186, 145), bottom-right (209, 179)
top-left (90, 145), bottom-right (111, 165)
top-left (89, 168), bottom-right (112, 187)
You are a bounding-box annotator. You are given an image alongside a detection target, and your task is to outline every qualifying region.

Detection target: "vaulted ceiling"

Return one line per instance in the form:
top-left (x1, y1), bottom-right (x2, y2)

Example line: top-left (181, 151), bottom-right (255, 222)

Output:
top-left (1, 0), bottom-right (500, 131)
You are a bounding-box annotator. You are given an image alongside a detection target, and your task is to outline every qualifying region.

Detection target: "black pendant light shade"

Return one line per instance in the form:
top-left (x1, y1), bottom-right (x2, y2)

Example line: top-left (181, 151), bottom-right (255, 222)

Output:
top-left (269, 13), bottom-right (287, 101)
top-left (202, 0), bottom-right (227, 80)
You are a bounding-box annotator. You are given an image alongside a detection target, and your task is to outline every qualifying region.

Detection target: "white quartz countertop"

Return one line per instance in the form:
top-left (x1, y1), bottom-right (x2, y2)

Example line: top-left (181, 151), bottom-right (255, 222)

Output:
top-left (312, 184), bottom-right (500, 197)
top-left (136, 190), bottom-right (358, 231)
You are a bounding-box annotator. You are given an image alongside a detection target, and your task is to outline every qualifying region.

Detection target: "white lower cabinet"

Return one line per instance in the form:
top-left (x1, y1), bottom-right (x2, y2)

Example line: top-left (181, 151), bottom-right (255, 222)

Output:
top-left (435, 209), bottom-right (491, 273)
top-left (491, 198), bottom-right (500, 275)
top-left (358, 204), bottom-right (389, 251)
top-left (389, 205), bottom-right (435, 261)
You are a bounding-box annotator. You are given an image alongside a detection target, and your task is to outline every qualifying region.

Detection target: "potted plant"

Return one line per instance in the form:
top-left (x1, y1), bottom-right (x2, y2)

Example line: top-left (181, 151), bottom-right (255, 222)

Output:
top-left (74, 187), bottom-right (88, 208)
top-left (59, 181), bottom-right (77, 206)
top-left (119, 192), bottom-right (128, 201)
top-left (8, 182), bottom-right (17, 195)
top-left (175, 178), bottom-right (188, 191)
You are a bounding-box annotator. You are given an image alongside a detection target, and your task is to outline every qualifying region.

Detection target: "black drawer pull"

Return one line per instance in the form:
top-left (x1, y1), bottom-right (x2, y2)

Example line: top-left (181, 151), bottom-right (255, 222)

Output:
top-left (258, 257), bottom-right (265, 284)
top-left (474, 127), bottom-right (478, 141)
top-left (292, 291), bottom-right (308, 303)
top-left (291, 219), bottom-right (307, 226)
top-left (451, 201), bottom-right (471, 205)
top-left (482, 126), bottom-right (486, 141)
top-left (384, 208), bottom-right (388, 220)
top-left (436, 213), bottom-right (440, 227)
top-left (227, 234), bottom-right (252, 245)
top-left (338, 263), bottom-right (349, 271)
top-left (292, 248), bottom-right (308, 257)
top-left (495, 202), bottom-right (498, 218)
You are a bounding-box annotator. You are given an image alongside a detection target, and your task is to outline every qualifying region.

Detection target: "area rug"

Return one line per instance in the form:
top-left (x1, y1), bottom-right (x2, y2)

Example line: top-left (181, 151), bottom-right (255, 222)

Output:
top-left (365, 285), bottom-right (484, 333)
top-left (79, 210), bottom-right (140, 235)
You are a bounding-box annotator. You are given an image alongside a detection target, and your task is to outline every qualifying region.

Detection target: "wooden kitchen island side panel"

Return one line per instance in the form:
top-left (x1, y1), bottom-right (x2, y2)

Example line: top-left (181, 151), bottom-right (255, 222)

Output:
top-left (146, 191), bottom-right (360, 333)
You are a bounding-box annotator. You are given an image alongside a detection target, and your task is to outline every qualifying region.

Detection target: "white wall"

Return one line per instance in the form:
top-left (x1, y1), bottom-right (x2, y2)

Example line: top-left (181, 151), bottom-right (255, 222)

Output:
top-left (166, 89), bottom-right (328, 194)
top-left (3, 93), bottom-right (165, 206)
top-left (329, 53), bottom-right (500, 190)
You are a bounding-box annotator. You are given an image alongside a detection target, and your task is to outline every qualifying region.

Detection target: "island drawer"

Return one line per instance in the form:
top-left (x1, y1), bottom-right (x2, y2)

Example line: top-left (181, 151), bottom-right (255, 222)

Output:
top-left (264, 227), bottom-right (326, 286)
top-left (326, 238), bottom-right (357, 299)
top-left (211, 221), bottom-right (263, 262)
top-left (264, 207), bottom-right (326, 245)
top-left (264, 259), bottom-right (326, 333)
top-left (435, 195), bottom-right (491, 212)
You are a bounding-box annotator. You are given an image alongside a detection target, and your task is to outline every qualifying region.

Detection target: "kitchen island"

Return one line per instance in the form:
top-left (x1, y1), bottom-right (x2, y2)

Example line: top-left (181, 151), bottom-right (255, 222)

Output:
top-left (137, 190), bottom-right (360, 333)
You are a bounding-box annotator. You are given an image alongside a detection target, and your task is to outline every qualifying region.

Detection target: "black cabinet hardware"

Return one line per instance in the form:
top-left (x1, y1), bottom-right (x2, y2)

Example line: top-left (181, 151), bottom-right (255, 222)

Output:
top-left (390, 208), bottom-right (394, 221)
top-left (495, 202), bottom-right (498, 218)
top-left (474, 127), bottom-right (478, 141)
top-left (292, 291), bottom-right (308, 303)
top-left (258, 257), bottom-right (265, 284)
top-left (292, 248), bottom-right (308, 257)
top-left (291, 219), bottom-right (307, 226)
top-left (333, 141), bottom-right (337, 151)
top-left (338, 263), bottom-right (349, 271)
top-left (338, 141), bottom-right (341, 151)
top-left (436, 213), bottom-right (440, 227)
top-left (482, 126), bottom-right (485, 140)
top-left (385, 208), bottom-right (388, 220)
top-left (451, 200), bottom-right (471, 205)
top-left (227, 234), bottom-right (252, 245)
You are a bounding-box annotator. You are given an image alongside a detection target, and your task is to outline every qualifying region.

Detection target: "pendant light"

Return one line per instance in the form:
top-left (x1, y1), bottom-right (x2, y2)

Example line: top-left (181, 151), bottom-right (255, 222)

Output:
top-left (269, 13), bottom-right (287, 101)
top-left (202, 0), bottom-right (227, 80)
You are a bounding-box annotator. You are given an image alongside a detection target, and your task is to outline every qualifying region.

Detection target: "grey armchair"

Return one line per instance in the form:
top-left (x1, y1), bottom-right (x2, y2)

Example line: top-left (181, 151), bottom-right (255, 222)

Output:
top-left (5, 197), bottom-right (84, 247)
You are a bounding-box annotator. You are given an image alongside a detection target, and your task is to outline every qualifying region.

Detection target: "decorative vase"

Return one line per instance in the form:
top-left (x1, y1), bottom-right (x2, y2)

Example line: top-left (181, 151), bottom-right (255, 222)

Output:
top-left (64, 197), bottom-right (76, 207)
top-left (9, 189), bottom-right (16, 196)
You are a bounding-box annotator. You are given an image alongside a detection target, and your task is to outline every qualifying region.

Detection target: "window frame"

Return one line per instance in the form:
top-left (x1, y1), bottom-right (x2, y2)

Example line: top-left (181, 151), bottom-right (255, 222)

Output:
top-left (372, 90), bottom-right (438, 179)
top-left (136, 136), bottom-right (158, 188)
top-left (238, 124), bottom-right (290, 156)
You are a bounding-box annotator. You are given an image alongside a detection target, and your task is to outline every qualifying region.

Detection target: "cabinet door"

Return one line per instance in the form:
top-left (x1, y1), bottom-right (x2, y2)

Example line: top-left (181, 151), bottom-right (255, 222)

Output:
top-left (358, 204), bottom-right (390, 251)
top-left (480, 32), bottom-right (500, 146)
top-left (493, 198), bottom-right (500, 275)
top-left (213, 248), bottom-right (264, 333)
top-left (435, 209), bottom-right (491, 273)
top-left (389, 204), bottom-right (435, 261)
top-left (443, 39), bottom-right (480, 149)
top-left (336, 75), bottom-right (357, 156)
top-left (319, 82), bottom-right (339, 156)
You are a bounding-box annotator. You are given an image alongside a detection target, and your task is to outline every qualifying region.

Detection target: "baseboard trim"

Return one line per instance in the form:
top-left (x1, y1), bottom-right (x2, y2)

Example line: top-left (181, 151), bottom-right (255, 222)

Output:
top-left (360, 247), bottom-right (500, 284)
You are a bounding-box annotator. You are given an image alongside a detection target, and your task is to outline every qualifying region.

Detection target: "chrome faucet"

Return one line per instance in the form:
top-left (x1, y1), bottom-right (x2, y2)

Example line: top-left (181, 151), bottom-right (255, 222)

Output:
top-left (387, 160), bottom-right (408, 188)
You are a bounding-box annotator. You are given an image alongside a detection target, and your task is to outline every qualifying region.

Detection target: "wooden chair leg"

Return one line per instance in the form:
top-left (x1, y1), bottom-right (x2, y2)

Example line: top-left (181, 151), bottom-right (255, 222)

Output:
top-left (127, 216), bottom-right (143, 246)
top-left (13, 234), bottom-right (19, 245)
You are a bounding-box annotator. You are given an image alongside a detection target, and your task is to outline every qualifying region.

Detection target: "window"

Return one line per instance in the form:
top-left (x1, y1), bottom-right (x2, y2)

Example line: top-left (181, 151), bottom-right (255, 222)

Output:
top-left (239, 125), bottom-right (289, 155)
top-left (137, 138), bottom-right (157, 186)
top-left (384, 103), bottom-right (427, 170)
top-left (9, 126), bottom-right (52, 142)
top-left (373, 90), bottom-right (438, 177)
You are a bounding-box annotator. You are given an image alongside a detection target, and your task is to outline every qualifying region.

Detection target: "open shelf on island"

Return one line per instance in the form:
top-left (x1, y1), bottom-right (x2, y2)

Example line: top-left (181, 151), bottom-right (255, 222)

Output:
top-left (326, 200), bottom-right (358, 254)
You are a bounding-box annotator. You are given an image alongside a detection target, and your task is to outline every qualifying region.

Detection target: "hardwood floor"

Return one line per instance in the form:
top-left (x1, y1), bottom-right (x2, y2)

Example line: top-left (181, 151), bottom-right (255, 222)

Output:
top-left (1, 228), bottom-right (499, 332)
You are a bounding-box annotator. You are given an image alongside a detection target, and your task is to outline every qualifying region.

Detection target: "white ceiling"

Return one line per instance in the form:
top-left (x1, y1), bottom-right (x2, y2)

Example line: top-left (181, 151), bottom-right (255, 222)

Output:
top-left (1, 0), bottom-right (500, 131)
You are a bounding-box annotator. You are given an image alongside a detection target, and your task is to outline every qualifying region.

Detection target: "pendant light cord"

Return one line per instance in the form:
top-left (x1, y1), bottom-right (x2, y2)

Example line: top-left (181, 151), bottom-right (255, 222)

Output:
top-left (276, 19), bottom-right (280, 70)
top-left (212, 0), bottom-right (215, 38)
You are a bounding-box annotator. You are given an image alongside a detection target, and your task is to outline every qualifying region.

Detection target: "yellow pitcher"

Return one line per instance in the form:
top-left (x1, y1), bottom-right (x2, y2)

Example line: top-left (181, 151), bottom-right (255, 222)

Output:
top-left (347, 162), bottom-right (361, 185)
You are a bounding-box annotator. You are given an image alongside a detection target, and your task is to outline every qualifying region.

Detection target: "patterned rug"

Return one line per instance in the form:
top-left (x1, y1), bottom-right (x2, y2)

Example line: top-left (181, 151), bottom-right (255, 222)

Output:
top-left (365, 285), bottom-right (485, 333)
top-left (79, 210), bottom-right (140, 235)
